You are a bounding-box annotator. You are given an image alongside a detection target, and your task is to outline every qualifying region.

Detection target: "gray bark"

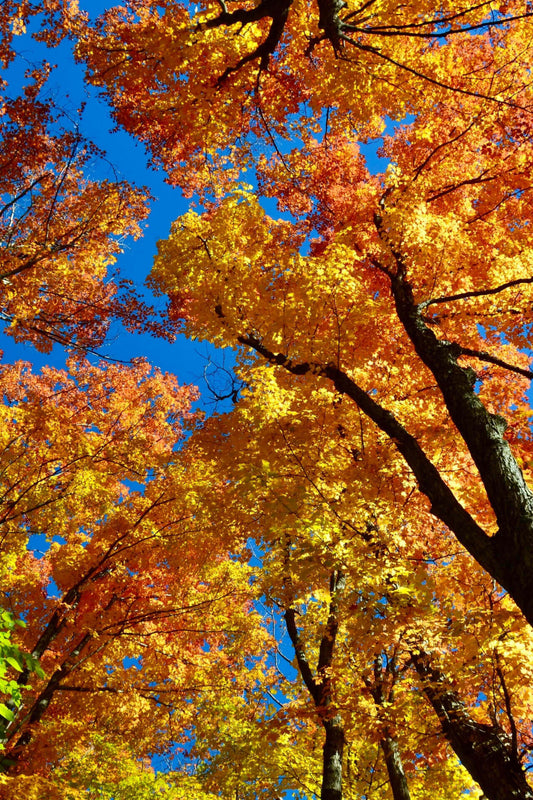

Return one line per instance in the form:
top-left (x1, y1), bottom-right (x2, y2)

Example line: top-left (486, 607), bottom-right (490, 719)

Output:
top-left (322, 717), bottom-right (345, 800)
top-left (366, 653), bottom-right (412, 800)
top-left (381, 734), bottom-right (411, 800)
top-left (412, 652), bottom-right (533, 800)
top-left (387, 260), bottom-right (533, 626)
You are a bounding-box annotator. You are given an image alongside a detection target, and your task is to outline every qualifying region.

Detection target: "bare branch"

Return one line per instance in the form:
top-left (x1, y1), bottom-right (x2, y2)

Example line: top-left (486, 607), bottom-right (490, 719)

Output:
top-left (419, 276), bottom-right (533, 309)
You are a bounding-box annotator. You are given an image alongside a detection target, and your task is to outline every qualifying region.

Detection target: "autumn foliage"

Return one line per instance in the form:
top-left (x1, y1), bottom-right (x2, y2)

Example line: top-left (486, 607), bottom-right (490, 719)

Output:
top-left (2, 0), bottom-right (533, 798)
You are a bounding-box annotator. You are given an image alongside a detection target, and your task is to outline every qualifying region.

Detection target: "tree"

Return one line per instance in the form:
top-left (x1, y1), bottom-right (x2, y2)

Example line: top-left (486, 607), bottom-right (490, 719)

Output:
top-left (0, 3), bottom-right (282, 796)
top-left (75, 0), bottom-right (533, 626)
top-left (0, 357), bottom-right (275, 797)
top-left (149, 176), bottom-right (533, 782)
top-left (4, 0), bottom-right (533, 795)
top-left (0, 5), bottom-right (177, 357)
top-left (77, 0), bottom-right (533, 194)
top-left (149, 145), bottom-right (533, 625)
top-left (177, 385), bottom-right (533, 799)
top-left (0, 5), bottom-right (276, 795)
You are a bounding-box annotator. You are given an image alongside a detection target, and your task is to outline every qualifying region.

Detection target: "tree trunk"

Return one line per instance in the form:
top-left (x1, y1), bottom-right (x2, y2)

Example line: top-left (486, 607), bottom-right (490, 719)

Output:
top-left (381, 734), bottom-right (411, 800)
top-left (412, 652), bottom-right (533, 800)
top-left (284, 570), bottom-right (346, 800)
top-left (388, 265), bottom-right (533, 626)
top-left (2, 632), bottom-right (93, 771)
top-left (322, 716), bottom-right (344, 800)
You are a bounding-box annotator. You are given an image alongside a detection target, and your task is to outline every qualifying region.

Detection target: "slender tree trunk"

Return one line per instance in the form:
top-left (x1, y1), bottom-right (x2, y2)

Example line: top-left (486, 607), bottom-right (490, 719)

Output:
top-left (381, 733), bottom-right (411, 800)
top-left (284, 570), bottom-right (346, 800)
top-left (412, 652), bottom-right (533, 800)
top-left (366, 653), bottom-right (412, 800)
top-left (2, 632), bottom-right (93, 771)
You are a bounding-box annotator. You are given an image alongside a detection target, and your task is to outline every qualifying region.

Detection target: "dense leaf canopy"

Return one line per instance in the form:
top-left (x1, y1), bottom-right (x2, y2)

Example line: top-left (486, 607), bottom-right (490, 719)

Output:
top-left (2, 0), bottom-right (533, 798)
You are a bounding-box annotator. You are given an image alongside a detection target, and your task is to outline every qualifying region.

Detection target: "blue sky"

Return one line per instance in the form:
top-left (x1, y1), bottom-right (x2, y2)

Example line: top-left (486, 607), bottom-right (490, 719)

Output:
top-left (1, 1), bottom-right (388, 403)
top-left (1, 5), bottom-right (228, 399)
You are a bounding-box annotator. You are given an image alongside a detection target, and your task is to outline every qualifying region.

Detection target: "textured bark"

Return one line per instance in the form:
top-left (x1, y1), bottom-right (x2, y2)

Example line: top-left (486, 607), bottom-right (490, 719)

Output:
top-left (388, 266), bottom-right (533, 625)
top-left (366, 653), bottom-right (412, 800)
top-left (322, 717), bottom-right (345, 800)
top-left (412, 652), bottom-right (533, 800)
top-left (381, 734), bottom-right (411, 800)
top-left (238, 328), bottom-right (533, 628)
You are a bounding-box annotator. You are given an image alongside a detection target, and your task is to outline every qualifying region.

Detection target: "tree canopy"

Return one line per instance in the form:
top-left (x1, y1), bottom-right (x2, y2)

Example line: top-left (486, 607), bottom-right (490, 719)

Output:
top-left (2, 0), bottom-right (533, 798)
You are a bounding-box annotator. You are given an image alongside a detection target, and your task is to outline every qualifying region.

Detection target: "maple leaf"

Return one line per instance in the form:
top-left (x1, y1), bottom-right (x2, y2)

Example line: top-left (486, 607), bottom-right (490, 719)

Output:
top-left (4, 1), bottom-right (533, 798)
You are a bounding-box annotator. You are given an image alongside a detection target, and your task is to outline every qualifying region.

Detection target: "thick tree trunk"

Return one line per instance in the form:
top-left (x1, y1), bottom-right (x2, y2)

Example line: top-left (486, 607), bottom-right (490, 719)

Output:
top-left (387, 263), bottom-right (533, 626)
top-left (381, 734), bottom-right (411, 800)
top-left (322, 717), bottom-right (344, 800)
top-left (240, 254), bottom-right (533, 627)
top-left (240, 334), bottom-right (514, 619)
top-left (412, 652), bottom-right (533, 800)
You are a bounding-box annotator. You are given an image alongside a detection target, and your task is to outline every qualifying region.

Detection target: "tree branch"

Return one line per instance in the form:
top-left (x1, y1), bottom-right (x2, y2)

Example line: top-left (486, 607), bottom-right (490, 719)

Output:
top-left (458, 346), bottom-right (533, 380)
top-left (419, 276), bottom-right (533, 309)
top-left (237, 332), bottom-right (495, 583)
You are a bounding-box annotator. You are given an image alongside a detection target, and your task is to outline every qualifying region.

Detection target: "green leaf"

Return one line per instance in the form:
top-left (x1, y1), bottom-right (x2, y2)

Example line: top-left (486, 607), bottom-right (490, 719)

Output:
top-left (0, 703), bottom-right (15, 721)
top-left (6, 656), bottom-right (22, 672)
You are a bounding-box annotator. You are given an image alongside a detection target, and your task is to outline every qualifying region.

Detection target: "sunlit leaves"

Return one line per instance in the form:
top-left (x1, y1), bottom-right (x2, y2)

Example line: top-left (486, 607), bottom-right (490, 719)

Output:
top-left (0, 358), bottom-right (274, 784)
top-left (4, 0), bottom-right (533, 795)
